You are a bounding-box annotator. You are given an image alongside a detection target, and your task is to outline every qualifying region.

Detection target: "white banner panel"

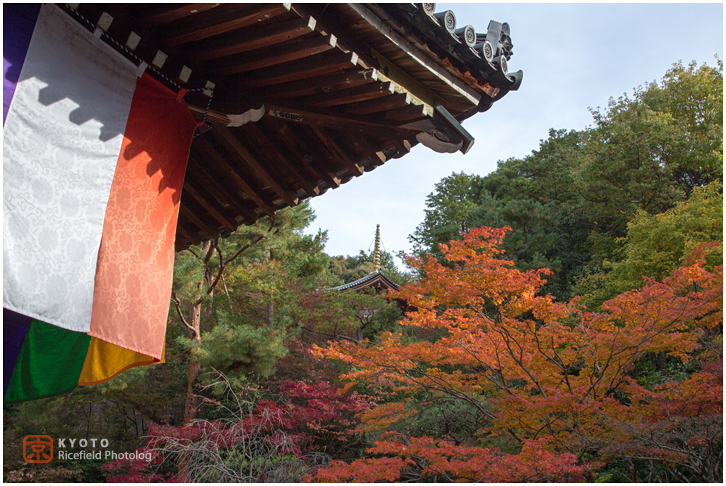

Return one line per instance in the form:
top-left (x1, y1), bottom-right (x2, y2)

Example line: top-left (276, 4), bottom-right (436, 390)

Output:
top-left (3, 4), bottom-right (137, 331)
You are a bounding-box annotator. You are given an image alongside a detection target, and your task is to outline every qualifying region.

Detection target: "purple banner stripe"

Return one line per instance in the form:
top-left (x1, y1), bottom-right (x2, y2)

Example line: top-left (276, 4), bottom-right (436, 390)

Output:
top-left (3, 3), bottom-right (41, 124)
top-left (3, 308), bottom-right (33, 398)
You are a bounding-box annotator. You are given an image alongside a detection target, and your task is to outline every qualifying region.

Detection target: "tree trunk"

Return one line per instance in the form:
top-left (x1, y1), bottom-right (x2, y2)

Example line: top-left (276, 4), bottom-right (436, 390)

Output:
top-left (183, 306), bottom-right (202, 425)
top-left (266, 249), bottom-right (274, 330)
top-left (183, 240), bottom-right (213, 425)
top-left (178, 228), bottom-right (273, 424)
top-left (267, 300), bottom-right (274, 330)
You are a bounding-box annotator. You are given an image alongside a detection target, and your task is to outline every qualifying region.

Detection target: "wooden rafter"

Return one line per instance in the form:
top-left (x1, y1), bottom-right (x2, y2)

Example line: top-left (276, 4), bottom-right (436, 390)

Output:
top-left (182, 181), bottom-right (240, 231)
top-left (179, 201), bottom-right (219, 238)
top-left (290, 3), bottom-right (379, 70)
top-left (260, 68), bottom-right (378, 99)
top-left (232, 51), bottom-right (359, 89)
top-left (162, 4), bottom-right (293, 47)
top-left (213, 126), bottom-right (299, 207)
top-left (176, 219), bottom-right (202, 247)
top-left (309, 126), bottom-right (364, 177)
top-left (186, 16), bottom-right (317, 62)
top-left (240, 123), bottom-right (320, 197)
top-left (299, 81), bottom-right (394, 108)
top-left (263, 102), bottom-right (418, 138)
top-left (345, 92), bottom-right (412, 115)
top-left (390, 138), bottom-right (413, 158)
top-left (355, 136), bottom-right (387, 167)
top-left (192, 135), bottom-right (276, 216)
top-left (295, 125), bottom-right (344, 188)
top-left (386, 103), bottom-right (430, 123)
top-left (212, 35), bottom-right (337, 77)
top-left (134, 4), bottom-right (220, 28)
top-left (186, 157), bottom-right (258, 222)
top-left (263, 118), bottom-right (335, 190)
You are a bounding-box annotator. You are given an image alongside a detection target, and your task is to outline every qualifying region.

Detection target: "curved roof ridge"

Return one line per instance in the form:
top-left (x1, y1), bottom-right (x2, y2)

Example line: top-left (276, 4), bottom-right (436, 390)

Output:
top-left (329, 269), bottom-right (400, 292)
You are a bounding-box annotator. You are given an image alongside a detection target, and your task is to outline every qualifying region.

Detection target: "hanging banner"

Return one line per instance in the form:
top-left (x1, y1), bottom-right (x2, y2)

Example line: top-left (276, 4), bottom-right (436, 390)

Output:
top-left (88, 73), bottom-right (197, 359)
top-left (3, 3), bottom-right (41, 124)
top-left (3, 4), bottom-right (196, 401)
top-left (4, 3), bottom-right (138, 332)
top-left (4, 308), bottom-right (166, 403)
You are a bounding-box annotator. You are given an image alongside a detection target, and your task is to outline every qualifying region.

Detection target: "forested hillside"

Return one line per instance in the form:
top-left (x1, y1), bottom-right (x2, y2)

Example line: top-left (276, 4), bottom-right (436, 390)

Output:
top-left (4, 60), bottom-right (722, 483)
top-left (411, 60), bottom-right (722, 303)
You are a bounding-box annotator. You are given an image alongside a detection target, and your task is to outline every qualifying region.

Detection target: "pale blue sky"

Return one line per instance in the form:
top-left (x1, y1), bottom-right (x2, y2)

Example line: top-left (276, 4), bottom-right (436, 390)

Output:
top-left (304, 3), bottom-right (723, 266)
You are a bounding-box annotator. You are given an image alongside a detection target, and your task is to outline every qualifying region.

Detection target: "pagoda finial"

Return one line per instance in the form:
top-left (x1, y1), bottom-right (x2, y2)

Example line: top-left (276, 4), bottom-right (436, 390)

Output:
top-left (373, 224), bottom-right (381, 272)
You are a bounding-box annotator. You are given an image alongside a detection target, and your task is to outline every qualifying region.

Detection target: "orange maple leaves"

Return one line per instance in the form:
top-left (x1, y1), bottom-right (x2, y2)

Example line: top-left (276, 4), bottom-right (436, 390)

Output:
top-left (311, 227), bottom-right (722, 482)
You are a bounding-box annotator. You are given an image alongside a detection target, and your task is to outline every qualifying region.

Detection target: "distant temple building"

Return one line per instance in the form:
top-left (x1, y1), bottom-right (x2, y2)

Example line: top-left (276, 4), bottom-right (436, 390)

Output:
top-left (331, 225), bottom-right (399, 293)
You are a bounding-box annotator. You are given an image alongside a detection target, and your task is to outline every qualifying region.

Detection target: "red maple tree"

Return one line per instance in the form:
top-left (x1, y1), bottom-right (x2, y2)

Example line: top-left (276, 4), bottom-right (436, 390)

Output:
top-left (312, 227), bottom-right (722, 482)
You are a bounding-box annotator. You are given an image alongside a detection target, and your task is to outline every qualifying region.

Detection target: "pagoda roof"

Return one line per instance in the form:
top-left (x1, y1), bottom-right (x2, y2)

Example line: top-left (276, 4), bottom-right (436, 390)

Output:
top-left (56, 4), bottom-right (522, 250)
top-left (330, 270), bottom-right (400, 292)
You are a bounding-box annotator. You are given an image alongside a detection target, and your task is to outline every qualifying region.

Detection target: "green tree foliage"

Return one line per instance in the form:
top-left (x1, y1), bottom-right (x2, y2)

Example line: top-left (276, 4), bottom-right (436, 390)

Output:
top-left (410, 172), bottom-right (485, 261)
top-left (410, 60), bottom-right (722, 301)
top-left (410, 170), bottom-right (592, 300)
top-left (580, 59), bottom-right (722, 262)
top-left (576, 181), bottom-right (723, 308)
top-left (482, 129), bottom-right (588, 205)
top-left (299, 288), bottom-right (403, 344)
top-left (640, 58), bottom-right (723, 189)
top-left (170, 203), bottom-right (336, 414)
top-left (179, 320), bottom-right (289, 391)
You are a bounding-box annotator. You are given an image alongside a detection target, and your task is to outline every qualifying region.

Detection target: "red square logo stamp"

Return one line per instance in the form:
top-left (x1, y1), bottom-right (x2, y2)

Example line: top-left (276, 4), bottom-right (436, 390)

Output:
top-left (23, 435), bottom-right (53, 463)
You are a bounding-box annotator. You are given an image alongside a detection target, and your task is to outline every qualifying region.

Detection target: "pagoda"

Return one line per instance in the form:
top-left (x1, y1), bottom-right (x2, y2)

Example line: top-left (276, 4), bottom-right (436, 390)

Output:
top-left (331, 225), bottom-right (399, 293)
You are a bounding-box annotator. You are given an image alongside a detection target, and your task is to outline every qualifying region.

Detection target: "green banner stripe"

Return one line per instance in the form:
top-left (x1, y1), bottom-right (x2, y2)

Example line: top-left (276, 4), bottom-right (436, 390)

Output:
top-left (4, 320), bottom-right (91, 403)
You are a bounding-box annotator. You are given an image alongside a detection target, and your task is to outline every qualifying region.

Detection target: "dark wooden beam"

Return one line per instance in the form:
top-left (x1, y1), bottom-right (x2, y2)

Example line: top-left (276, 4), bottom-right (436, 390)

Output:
top-left (240, 123), bottom-right (320, 198)
top-left (186, 16), bottom-right (317, 63)
top-left (186, 156), bottom-right (258, 223)
top-left (386, 103), bottom-right (430, 123)
top-left (162, 4), bottom-right (292, 47)
top-left (299, 81), bottom-right (394, 108)
top-left (291, 125), bottom-right (343, 189)
top-left (290, 3), bottom-right (379, 69)
top-left (176, 219), bottom-right (202, 248)
top-left (232, 51), bottom-right (359, 89)
top-left (263, 102), bottom-right (418, 138)
top-left (356, 136), bottom-right (387, 167)
top-left (309, 126), bottom-right (364, 177)
top-left (260, 117), bottom-right (331, 190)
top-left (180, 202), bottom-right (220, 238)
top-left (390, 138), bottom-right (413, 158)
top-left (213, 126), bottom-right (299, 208)
top-left (212, 35), bottom-right (337, 77)
top-left (345, 92), bottom-right (411, 116)
top-left (259, 69), bottom-right (377, 99)
top-left (183, 180), bottom-right (240, 230)
top-left (134, 4), bottom-right (220, 28)
top-left (193, 135), bottom-right (276, 215)
top-left (343, 134), bottom-right (373, 163)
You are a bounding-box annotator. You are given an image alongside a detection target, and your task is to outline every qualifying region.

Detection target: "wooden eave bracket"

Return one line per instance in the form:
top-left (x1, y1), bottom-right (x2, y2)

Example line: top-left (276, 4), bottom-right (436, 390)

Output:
top-left (433, 101), bottom-right (475, 154)
top-left (262, 102), bottom-right (419, 138)
top-left (403, 101), bottom-right (475, 155)
top-left (189, 100), bottom-right (418, 139)
top-left (226, 105), bottom-right (266, 127)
